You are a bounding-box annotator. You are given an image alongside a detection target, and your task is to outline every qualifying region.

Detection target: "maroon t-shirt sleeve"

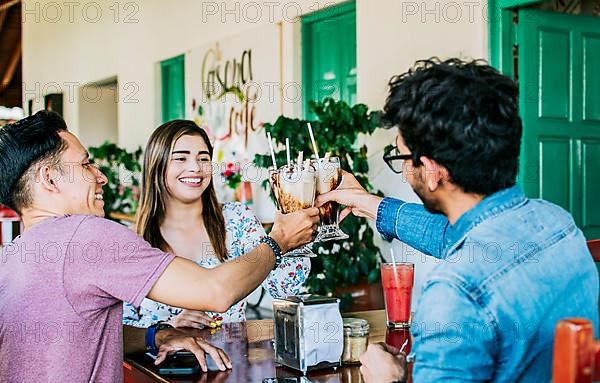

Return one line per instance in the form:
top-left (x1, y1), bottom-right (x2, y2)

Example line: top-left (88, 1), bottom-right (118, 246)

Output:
top-left (62, 215), bottom-right (175, 317)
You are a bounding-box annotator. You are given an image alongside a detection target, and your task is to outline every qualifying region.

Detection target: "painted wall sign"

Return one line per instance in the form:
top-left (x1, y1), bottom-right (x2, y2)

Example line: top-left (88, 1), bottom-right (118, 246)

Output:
top-left (186, 24), bottom-right (283, 220)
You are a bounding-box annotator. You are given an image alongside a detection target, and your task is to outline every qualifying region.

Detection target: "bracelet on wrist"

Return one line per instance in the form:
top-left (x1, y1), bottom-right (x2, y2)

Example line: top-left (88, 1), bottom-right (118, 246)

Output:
top-left (260, 236), bottom-right (283, 270)
top-left (145, 322), bottom-right (173, 355)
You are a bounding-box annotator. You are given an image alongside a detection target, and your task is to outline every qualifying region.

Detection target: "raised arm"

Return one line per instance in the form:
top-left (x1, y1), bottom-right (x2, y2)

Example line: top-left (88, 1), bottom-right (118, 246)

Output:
top-left (376, 197), bottom-right (450, 258)
top-left (147, 208), bottom-right (319, 312)
top-left (316, 171), bottom-right (450, 258)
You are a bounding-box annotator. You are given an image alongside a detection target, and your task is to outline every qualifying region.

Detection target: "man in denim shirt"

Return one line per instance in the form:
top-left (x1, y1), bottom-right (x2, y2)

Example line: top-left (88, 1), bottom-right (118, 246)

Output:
top-left (318, 58), bottom-right (599, 382)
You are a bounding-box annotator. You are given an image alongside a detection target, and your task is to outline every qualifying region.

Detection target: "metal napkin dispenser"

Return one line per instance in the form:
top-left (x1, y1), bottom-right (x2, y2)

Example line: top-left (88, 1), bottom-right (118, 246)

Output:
top-left (273, 294), bottom-right (344, 373)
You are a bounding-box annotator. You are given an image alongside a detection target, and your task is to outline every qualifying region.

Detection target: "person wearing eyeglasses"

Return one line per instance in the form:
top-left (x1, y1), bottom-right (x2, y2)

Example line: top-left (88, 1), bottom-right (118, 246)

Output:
top-left (317, 58), bottom-right (598, 383)
top-left (0, 111), bottom-right (319, 382)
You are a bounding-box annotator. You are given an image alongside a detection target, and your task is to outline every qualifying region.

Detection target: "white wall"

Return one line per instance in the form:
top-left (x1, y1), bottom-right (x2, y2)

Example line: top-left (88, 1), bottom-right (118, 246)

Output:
top-left (22, 0), bottom-right (489, 304)
top-left (356, 0), bottom-right (488, 303)
top-left (22, 0), bottom-right (345, 148)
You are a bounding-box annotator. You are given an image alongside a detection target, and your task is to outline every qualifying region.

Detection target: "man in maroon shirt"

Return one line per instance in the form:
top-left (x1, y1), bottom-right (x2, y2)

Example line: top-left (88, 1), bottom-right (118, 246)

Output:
top-left (0, 111), bottom-right (319, 382)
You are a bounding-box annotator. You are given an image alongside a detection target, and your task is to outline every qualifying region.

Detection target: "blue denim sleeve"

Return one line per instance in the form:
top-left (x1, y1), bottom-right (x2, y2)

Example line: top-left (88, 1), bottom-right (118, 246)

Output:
top-left (375, 197), bottom-right (451, 259)
top-left (411, 280), bottom-right (495, 382)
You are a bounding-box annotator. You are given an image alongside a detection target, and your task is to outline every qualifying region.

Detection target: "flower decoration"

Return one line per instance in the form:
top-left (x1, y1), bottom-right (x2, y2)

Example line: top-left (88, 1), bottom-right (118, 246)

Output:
top-left (221, 162), bottom-right (242, 191)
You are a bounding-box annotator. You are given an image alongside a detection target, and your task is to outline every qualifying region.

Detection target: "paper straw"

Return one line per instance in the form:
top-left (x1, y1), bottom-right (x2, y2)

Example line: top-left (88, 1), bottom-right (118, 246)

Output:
top-left (390, 246), bottom-right (397, 267)
top-left (307, 123), bottom-right (320, 161)
top-left (400, 339), bottom-right (409, 353)
top-left (266, 132), bottom-right (277, 168)
top-left (286, 138), bottom-right (291, 167)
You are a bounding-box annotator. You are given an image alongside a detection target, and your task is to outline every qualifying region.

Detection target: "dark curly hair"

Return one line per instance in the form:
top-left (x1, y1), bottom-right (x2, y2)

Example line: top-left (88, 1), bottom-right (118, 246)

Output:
top-left (382, 58), bottom-right (522, 196)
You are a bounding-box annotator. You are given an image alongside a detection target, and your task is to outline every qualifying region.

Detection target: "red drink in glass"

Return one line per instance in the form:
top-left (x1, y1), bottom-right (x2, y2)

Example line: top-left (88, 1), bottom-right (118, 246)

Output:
top-left (385, 328), bottom-right (412, 354)
top-left (381, 262), bottom-right (414, 328)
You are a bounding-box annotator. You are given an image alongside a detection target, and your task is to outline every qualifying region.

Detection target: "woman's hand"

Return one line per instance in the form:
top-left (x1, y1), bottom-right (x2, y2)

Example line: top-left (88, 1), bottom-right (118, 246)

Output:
top-left (168, 309), bottom-right (216, 328)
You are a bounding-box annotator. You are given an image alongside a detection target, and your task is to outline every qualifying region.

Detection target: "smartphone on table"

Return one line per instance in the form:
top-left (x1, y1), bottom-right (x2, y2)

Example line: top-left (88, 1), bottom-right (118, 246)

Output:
top-left (146, 350), bottom-right (219, 375)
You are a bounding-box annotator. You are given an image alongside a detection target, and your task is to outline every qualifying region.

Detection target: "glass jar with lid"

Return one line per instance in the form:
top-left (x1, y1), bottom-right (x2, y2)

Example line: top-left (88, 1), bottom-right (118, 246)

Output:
top-left (342, 318), bottom-right (370, 364)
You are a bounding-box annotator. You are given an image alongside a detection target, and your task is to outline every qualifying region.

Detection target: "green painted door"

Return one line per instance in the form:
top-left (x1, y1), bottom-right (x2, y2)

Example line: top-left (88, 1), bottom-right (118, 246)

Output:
top-left (518, 9), bottom-right (600, 238)
top-left (161, 55), bottom-right (185, 123)
top-left (302, 1), bottom-right (356, 118)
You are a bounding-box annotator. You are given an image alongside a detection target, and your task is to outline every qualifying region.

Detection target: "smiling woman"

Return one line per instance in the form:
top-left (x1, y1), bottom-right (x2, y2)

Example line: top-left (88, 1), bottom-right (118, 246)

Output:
top-left (167, 136), bottom-right (213, 202)
top-left (135, 120), bottom-right (225, 259)
top-left (123, 120), bottom-right (311, 328)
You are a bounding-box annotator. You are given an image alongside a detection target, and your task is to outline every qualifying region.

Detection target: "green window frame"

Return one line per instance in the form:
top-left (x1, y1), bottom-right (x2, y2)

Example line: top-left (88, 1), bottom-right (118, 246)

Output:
top-left (302, 1), bottom-right (357, 119)
top-left (161, 55), bottom-right (185, 123)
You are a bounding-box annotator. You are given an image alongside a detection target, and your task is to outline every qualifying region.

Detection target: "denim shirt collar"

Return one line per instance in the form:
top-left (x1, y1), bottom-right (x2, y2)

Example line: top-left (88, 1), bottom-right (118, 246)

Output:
top-left (445, 185), bottom-right (527, 254)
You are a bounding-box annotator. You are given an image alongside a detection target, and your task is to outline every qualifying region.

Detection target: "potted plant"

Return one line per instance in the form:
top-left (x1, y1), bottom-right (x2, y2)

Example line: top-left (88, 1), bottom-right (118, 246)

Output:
top-left (254, 98), bottom-right (386, 311)
top-left (88, 141), bottom-right (142, 220)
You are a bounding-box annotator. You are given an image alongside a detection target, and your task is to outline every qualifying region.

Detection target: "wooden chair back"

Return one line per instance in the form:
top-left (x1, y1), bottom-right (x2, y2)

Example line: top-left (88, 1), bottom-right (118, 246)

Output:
top-left (553, 318), bottom-right (600, 383)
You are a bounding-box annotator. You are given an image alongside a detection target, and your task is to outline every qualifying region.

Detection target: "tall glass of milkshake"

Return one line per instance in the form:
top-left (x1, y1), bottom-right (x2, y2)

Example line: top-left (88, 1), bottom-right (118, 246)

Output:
top-left (268, 166), bottom-right (281, 211)
top-left (313, 156), bottom-right (348, 242)
top-left (270, 161), bottom-right (317, 257)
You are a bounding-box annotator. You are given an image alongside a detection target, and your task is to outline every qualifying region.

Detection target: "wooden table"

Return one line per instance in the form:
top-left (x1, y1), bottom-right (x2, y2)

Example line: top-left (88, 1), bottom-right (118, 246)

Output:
top-left (123, 310), bottom-right (411, 383)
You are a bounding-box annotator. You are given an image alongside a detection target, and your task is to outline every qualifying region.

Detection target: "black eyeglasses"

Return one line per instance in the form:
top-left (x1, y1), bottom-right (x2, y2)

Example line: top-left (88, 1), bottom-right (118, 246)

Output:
top-left (383, 145), bottom-right (412, 174)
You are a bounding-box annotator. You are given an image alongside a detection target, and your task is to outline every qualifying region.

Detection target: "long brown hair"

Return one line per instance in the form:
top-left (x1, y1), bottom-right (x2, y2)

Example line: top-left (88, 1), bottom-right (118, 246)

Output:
top-left (135, 120), bottom-right (228, 262)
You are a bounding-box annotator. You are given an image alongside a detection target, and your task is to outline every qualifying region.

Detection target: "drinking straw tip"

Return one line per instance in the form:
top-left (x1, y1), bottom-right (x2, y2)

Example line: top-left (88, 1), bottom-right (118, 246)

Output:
top-left (307, 122), bottom-right (320, 161)
top-left (390, 247), bottom-right (397, 266)
top-left (267, 132), bottom-right (277, 169)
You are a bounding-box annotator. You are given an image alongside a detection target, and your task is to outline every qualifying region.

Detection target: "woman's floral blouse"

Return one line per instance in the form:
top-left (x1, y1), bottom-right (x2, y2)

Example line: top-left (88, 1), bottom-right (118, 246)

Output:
top-left (123, 202), bottom-right (311, 327)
